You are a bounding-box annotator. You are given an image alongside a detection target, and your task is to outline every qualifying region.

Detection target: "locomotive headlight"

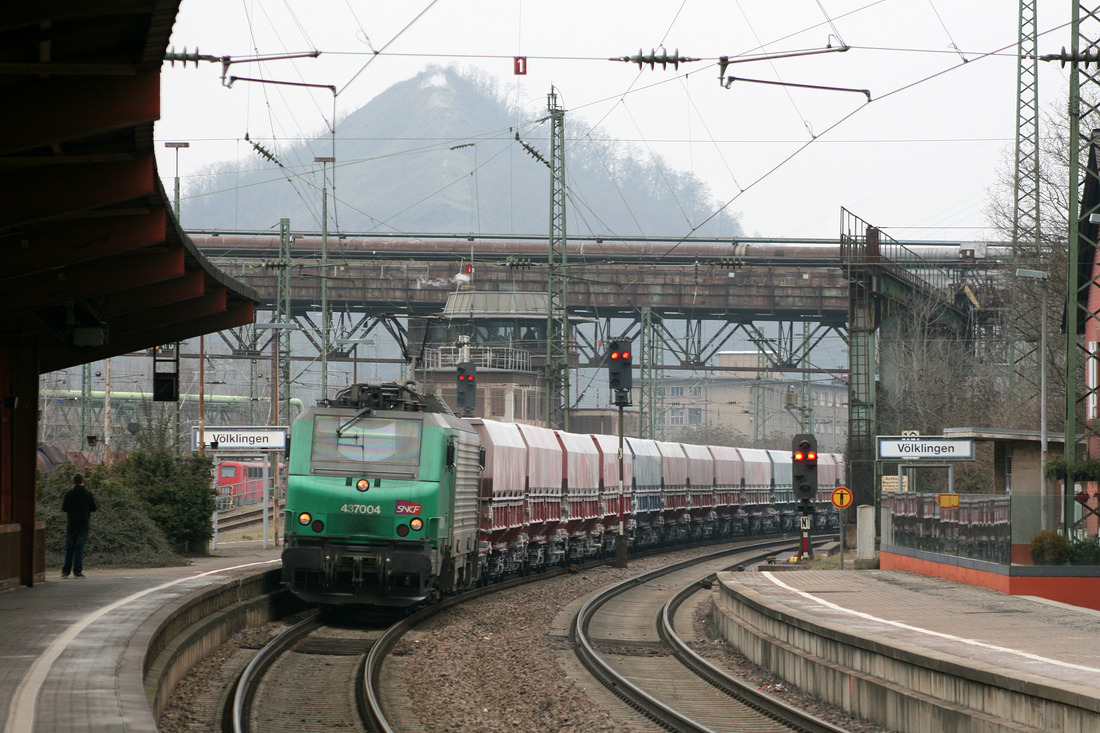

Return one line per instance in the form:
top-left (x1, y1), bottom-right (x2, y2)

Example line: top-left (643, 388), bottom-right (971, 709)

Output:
top-left (409, 517), bottom-right (424, 532)
top-left (396, 524), bottom-right (410, 537)
top-left (297, 512), bottom-right (312, 526)
top-left (356, 478), bottom-right (370, 492)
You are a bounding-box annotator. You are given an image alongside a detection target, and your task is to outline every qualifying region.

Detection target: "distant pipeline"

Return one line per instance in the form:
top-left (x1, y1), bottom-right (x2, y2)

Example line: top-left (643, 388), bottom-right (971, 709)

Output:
top-left (189, 232), bottom-right (1005, 267)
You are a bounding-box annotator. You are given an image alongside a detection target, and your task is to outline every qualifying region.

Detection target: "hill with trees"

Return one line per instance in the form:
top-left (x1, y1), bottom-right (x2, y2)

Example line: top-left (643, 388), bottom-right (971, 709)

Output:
top-left (183, 66), bottom-right (743, 238)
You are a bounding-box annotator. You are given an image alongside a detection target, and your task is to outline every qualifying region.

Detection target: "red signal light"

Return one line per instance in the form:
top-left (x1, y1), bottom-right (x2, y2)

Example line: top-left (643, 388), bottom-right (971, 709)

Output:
top-left (610, 351), bottom-right (621, 360)
top-left (807, 451), bottom-right (817, 460)
top-left (621, 350), bottom-right (631, 360)
top-left (794, 451), bottom-right (805, 461)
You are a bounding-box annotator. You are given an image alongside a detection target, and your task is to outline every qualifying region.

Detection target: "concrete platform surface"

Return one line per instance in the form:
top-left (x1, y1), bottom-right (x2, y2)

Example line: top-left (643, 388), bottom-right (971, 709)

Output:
top-left (0, 541), bottom-right (282, 733)
top-left (728, 569), bottom-right (1100, 691)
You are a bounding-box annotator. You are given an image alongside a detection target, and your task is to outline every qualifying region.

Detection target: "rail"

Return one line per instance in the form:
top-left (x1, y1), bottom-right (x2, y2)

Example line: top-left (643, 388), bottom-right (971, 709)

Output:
top-left (659, 562), bottom-right (849, 733)
top-left (571, 537), bottom-right (831, 732)
top-left (231, 612), bottom-right (322, 733)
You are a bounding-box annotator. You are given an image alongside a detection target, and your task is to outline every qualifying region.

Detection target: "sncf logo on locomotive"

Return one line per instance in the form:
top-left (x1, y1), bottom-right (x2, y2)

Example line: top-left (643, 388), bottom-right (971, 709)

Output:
top-left (395, 500), bottom-right (423, 515)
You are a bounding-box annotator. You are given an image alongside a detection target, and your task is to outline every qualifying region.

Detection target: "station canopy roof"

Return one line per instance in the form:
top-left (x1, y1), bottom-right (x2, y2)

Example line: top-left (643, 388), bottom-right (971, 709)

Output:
top-left (0, 1), bottom-right (258, 374)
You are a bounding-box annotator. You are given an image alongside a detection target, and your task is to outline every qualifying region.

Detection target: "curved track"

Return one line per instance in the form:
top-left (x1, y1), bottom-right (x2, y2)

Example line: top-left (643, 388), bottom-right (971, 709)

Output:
top-left (230, 609), bottom-right (392, 733)
top-left (226, 538), bottom-right (841, 733)
top-left (229, 564), bottom-right (570, 732)
top-left (573, 541), bottom-right (848, 733)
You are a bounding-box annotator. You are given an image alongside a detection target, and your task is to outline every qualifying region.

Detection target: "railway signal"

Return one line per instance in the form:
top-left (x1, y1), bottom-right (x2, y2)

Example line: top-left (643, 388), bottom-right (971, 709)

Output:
top-left (607, 340), bottom-right (632, 406)
top-left (792, 433), bottom-right (818, 560)
top-left (792, 434), bottom-right (818, 513)
top-left (456, 362), bottom-right (476, 416)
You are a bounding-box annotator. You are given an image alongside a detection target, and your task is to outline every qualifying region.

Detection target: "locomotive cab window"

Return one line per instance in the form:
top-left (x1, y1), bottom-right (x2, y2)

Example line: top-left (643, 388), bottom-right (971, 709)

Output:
top-left (220, 465), bottom-right (238, 478)
top-left (310, 414), bottom-right (423, 477)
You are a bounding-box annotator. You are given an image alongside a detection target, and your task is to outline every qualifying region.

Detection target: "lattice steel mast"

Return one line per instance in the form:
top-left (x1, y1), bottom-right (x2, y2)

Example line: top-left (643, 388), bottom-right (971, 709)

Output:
top-left (639, 306), bottom-right (665, 439)
top-left (841, 210), bottom-right (879, 511)
top-left (1010, 0), bottom-right (1042, 398)
top-left (545, 88), bottom-right (569, 430)
top-left (1063, 4), bottom-right (1100, 537)
top-left (276, 218), bottom-right (293, 427)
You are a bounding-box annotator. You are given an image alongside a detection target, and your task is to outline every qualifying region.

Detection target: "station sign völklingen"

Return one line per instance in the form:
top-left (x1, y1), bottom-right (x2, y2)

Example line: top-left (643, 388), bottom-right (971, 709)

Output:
top-left (192, 426), bottom-right (288, 451)
top-left (876, 436), bottom-right (974, 461)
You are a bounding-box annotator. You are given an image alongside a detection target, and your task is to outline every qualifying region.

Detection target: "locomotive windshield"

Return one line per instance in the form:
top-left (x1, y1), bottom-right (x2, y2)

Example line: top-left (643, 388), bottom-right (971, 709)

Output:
top-left (310, 415), bottom-right (422, 475)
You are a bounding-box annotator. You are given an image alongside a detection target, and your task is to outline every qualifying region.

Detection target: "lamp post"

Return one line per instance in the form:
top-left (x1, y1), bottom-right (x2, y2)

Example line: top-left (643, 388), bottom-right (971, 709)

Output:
top-left (1017, 268), bottom-right (1049, 530)
top-left (314, 156), bottom-right (335, 401)
top-left (164, 142), bottom-right (189, 452)
top-left (164, 142), bottom-right (190, 218)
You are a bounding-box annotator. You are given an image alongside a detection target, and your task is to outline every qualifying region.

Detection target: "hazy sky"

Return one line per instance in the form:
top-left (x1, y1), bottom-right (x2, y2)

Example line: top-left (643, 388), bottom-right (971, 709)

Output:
top-left (156, 1), bottom-right (1075, 242)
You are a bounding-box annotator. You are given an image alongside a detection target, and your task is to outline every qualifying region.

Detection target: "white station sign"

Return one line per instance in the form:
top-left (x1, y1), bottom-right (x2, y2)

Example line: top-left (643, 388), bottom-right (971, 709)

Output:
top-left (877, 437), bottom-right (974, 461)
top-left (192, 426), bottom-right (288, 451)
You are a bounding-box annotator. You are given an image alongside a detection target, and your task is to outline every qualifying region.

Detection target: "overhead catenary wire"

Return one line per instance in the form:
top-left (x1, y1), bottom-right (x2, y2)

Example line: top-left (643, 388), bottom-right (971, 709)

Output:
top-left (924, 0), bottom-right (969, 63)
top-left (632, 19), bottom-right (1074, 264)
top-left (338, 0), bottom-right (442, 97)
top-left (231, 0), bottom-right (446, 239)
top-left (176, 3), bottom-right (1065, 259)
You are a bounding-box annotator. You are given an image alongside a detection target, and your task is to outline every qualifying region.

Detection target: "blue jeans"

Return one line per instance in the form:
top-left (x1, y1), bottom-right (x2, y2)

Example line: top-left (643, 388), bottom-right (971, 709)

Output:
top-left (62, 527), bottom-right (89, 576)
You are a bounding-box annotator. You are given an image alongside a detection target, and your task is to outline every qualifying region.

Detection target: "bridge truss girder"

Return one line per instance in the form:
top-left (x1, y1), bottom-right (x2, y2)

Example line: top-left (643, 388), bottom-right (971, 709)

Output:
top-left (573, 316), bottom-right (845, 375)
top-left (197, 220), bottom-right (983, 484)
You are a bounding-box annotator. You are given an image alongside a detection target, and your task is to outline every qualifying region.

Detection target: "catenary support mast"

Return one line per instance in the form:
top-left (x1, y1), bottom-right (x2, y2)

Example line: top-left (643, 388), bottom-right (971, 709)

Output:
top-left (545, 88), bottom-right (569, 430)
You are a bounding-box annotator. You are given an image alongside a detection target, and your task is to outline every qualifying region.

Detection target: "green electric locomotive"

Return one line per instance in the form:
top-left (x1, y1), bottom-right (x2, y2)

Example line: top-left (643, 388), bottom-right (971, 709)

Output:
top-left (281, 383), bottom-right (483, 606)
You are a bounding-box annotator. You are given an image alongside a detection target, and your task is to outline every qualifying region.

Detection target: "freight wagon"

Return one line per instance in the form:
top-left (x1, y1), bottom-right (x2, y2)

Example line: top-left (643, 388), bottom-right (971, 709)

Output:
top-left (281, 383), bottom-right (845, 606)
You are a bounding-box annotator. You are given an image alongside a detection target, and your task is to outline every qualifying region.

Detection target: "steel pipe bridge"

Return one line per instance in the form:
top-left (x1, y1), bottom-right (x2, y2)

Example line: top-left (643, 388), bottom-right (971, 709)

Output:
top-left (193, 227), bottom-right (999, 375)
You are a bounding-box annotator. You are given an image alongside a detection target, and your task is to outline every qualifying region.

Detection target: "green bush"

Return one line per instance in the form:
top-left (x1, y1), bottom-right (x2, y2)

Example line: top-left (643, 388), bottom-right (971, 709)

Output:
top-left (1068, 539), bottom-right (1100, 565)
top-left (115, 449), bottom-right (216, 553)
top-left (1029, 530), bottom-right (1070, 565)
top-left (1043, 455), bottom-right (1100, 482)
top-left (38, 442), bottom-right (217, 565)
top-left (38, 468), bottom-right (182, 568)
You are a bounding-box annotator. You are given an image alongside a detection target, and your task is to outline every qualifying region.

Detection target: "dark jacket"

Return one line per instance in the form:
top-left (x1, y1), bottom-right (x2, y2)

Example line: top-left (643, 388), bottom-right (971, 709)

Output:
top-left (62, 484), bottom-right (98, 530)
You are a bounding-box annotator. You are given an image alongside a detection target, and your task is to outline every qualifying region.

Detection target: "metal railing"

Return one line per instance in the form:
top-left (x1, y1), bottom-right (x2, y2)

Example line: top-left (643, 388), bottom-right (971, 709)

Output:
top-left (883, 492), bottom-right (1011, 564)
top-left (421, 346), bottom-right (533, 372)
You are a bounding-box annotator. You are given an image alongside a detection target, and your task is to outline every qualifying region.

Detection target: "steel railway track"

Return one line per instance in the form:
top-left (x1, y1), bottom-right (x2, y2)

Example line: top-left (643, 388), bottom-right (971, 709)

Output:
top-left (226, 537), bottom-right (843, 733)
top-left (216, 504), bottom-right (282, 534)
top-left (573, 540), bottom-right (849, 733)
top-left (228, 562), bottom-right (575, 732)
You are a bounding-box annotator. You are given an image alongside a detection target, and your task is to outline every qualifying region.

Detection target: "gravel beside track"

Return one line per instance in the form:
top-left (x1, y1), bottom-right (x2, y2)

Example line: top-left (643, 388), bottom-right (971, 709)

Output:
top-left (159, 621), bottom-right (297, 732)
top-left (160, 546), bottom-right (892, 733)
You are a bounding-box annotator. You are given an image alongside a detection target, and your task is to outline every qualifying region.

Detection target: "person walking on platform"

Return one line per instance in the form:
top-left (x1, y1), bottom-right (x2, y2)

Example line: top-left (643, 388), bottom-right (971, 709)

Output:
top-left (61, 473), bottom-right (97, 578)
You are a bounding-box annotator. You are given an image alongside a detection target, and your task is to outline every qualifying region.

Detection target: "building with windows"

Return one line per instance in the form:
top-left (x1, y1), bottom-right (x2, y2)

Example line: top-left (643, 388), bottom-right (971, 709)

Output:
top-left (650, 351), bottom-right (848, 451)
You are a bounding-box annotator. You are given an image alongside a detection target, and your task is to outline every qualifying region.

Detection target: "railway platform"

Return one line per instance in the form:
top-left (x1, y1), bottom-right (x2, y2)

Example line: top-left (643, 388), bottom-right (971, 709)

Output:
top-left (715, 568), bottom-right (1100, 732)
top-left (0, 541), bottom-right (282, 733)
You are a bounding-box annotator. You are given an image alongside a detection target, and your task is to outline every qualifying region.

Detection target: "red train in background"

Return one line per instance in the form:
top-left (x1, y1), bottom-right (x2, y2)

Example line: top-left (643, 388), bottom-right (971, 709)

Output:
top-left (215, 460), bottom-right (268, 508)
